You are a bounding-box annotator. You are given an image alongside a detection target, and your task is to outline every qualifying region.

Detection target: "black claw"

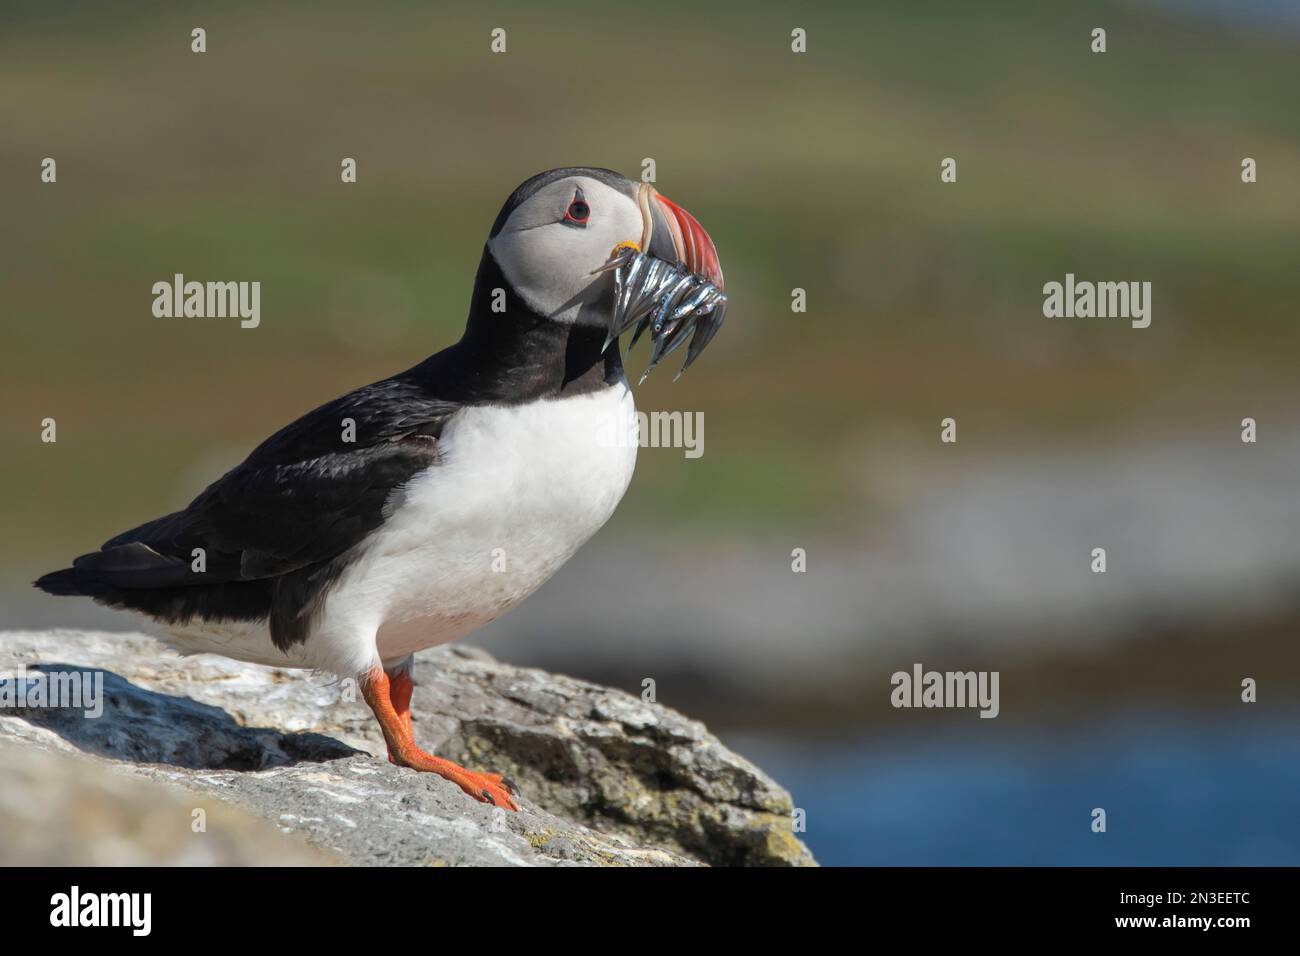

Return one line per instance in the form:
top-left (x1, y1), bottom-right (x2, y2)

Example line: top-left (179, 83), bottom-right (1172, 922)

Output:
top-left (480, 789), bottom-right (496, 806)
top-left (501, 777), bottom-right (520, 796)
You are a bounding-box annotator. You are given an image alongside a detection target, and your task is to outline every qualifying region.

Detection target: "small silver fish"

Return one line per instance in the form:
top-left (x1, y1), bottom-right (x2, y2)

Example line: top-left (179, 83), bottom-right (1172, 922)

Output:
top-left (594, 247), bottom-right (728, 381)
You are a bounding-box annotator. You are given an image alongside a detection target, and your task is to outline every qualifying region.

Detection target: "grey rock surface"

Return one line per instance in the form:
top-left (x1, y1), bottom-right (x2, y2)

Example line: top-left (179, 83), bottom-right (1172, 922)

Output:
top-left (0, 629), bottom-right (814, 867)
top-left (0, 741), bottom-right (334, 866)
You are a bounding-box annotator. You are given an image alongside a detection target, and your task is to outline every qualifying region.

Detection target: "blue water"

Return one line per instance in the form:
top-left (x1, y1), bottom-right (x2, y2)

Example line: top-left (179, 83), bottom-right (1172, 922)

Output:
top-left (733, 715), bottom-right (1300, 866)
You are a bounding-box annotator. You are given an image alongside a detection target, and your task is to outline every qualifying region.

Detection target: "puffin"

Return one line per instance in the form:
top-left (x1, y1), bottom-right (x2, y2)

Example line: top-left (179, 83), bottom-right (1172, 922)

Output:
top-left (35, 167), bottom-right (727, 811)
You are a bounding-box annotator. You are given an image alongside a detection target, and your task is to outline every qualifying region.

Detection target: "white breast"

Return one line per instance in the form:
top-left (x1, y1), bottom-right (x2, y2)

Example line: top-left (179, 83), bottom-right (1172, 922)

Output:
top-left (335, 382), bottom-right (638, 669)
top-left (150, 383), bottom-right (637, 677)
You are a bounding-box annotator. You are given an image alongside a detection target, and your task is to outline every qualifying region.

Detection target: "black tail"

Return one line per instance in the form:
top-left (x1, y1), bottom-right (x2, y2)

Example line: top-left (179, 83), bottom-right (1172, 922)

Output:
top-left (36, 542), bottom-right (190, 596)
top-left (35, 547), bottom-right (275, 627)
top-left (34, 566), bottom-right (103, 597)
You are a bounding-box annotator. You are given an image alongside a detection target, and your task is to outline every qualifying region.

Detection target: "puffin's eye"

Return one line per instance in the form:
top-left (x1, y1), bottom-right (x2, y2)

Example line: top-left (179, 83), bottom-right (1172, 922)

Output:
top-left (564, 190), bottom-right (590, 226)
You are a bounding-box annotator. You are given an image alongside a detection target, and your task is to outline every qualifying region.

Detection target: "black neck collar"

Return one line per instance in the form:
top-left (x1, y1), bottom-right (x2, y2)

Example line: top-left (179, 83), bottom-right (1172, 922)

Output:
top-left (407, 248), bottom-right (624, 404)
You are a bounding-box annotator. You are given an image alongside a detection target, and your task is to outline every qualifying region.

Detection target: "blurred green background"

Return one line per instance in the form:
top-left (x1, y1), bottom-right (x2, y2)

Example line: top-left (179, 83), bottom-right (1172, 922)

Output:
top-left (4, 0), bottom-right (1298, 563)
top-left (3, 0), bottom-right (1300, 864)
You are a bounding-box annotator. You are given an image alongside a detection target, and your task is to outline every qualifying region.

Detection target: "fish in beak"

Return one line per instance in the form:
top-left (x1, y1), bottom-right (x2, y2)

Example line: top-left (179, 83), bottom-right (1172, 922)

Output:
top-left (593, 183), bottom-right (727, 383)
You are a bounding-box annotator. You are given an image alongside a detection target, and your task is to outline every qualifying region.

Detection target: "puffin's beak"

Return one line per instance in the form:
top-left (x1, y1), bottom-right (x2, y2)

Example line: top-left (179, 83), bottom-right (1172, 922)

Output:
top-left (645, 189), bottom-right (724, 291)
top-left (594, 183), bottom-right (728, 382)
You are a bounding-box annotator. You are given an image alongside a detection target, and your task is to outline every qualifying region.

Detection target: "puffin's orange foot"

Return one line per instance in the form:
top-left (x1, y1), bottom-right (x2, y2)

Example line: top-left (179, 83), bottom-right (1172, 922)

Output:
top-left (475, 770), bottom-right (521, 803)
top-left (362, 665), bottom-right (520, 810)
top-left (458, 768), bottom-right (520, 811)
top-left (475, 770), bottom-right (519, 793)
top-left (392, 747), bottom-right (520, 810)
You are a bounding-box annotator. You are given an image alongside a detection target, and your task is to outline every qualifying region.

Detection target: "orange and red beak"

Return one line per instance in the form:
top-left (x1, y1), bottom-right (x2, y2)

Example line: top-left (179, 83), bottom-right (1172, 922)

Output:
top-left (649, 191), bottom-right (724, 291)
top-left (596, 181), bottom-right (728, 381)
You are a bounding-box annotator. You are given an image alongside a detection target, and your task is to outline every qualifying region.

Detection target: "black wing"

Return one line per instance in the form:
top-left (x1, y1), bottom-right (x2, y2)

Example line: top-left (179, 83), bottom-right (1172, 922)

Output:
top-left (36, 374), bottom-right (460, 650)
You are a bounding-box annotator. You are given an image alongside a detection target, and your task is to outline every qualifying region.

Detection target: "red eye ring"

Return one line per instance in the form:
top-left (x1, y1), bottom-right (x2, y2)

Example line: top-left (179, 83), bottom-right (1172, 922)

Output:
top-left (564, 190), bottom-right (590, 225)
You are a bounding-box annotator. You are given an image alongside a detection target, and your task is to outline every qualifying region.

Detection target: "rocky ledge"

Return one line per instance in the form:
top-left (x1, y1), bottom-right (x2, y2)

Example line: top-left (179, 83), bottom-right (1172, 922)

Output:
top-left (0, 629), bottom-right (814, 867)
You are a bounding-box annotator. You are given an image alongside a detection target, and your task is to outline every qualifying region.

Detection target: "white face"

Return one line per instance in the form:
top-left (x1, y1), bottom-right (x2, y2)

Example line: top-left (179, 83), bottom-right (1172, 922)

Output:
top-left (487, 175), bottom-right (643, 326)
